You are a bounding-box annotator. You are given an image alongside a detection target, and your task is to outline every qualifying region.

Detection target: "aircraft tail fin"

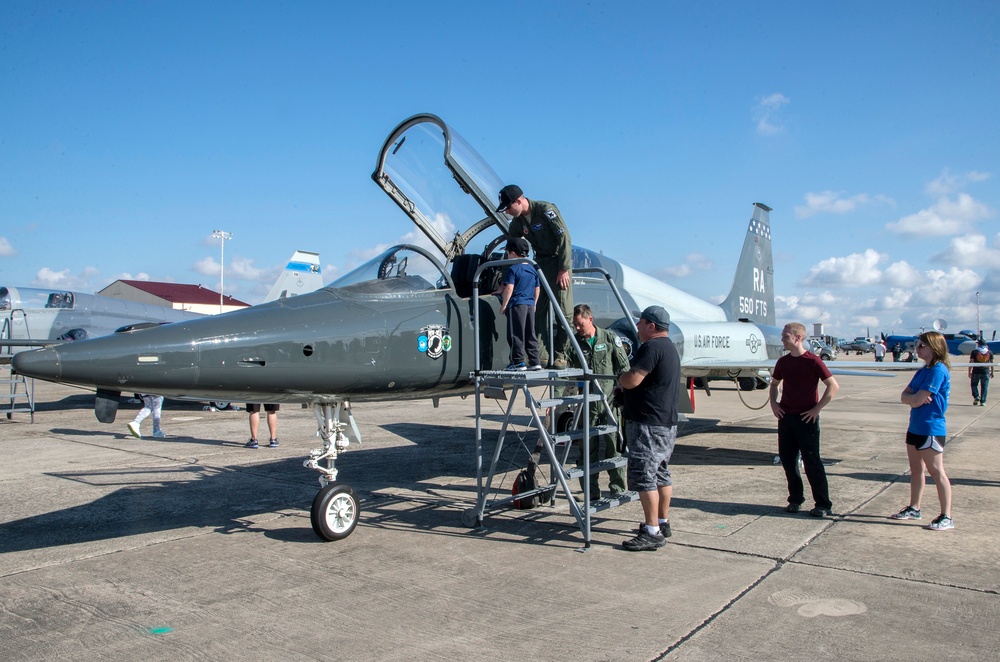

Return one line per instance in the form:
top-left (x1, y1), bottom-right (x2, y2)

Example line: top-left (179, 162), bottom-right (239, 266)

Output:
top-left (719, 203), bottom-right (775, 326)
top-left (263, 251), bottom-right (323, 303)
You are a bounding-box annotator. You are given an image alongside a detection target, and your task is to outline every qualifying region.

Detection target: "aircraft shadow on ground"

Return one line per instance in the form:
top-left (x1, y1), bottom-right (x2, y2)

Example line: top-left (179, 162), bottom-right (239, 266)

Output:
top-left (668, 496), bottom-right (784, 518)
top-left (35, 394), bottom-right (221, 414)
top-left (0, 417), bottom-right (817, 553)
top-left (47, 428), bottom-right (258, 447)
top-left (0, 422), bottom-right (495, 553)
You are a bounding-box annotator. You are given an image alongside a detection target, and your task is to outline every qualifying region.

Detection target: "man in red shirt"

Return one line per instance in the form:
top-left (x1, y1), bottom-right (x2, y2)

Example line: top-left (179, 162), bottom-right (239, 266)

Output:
top-left (769, 322), bottom-right (840, 517)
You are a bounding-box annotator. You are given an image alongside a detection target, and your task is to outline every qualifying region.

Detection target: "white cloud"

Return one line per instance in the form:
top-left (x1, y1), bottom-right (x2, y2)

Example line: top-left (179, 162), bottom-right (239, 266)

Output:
top-left (882, 260), bottom-right (923, 288)
top-left (794, 191), bottom-right (894, 219)
top-left (0, 237), bottom-right (14, 257)
top-left (933, 233), bottom-right (1000, 270)
top-left (887, 193), bottom-right (994, 236)
top-left (113, 272), bottom-right (153, 281)
top-left (656, 253), bottom-right (713, 279)
top-left (753, 93), bottom-right (789, 135)
top-left (32, 266), bottom-right (101, 291)
top-left (194, 256), bottom-right (220, 277)
top-left (799, 249), bottom-right (884, 287)
top-left (912, 267), bottom-right (982, 306)
top-left (924, 168), bottom-right (990, 196)
top-left (228, 256), bottom-right (267, 281)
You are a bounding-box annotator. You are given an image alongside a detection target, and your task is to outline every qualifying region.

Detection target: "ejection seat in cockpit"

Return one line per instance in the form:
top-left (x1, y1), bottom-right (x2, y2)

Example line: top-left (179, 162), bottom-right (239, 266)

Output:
top-left (450, 253), bottom-right (504, 300)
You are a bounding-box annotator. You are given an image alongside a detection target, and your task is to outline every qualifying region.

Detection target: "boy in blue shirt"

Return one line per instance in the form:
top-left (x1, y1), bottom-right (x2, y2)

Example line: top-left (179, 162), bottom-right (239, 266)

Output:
top-left (499, 237), bottom-right (541, 371)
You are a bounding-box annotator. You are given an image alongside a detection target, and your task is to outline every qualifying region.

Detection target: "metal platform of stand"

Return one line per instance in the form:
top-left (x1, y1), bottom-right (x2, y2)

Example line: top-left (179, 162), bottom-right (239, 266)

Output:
top-left (464, 258), bottom-right (641, 549)
top-left (2, 310), bottom-right (37, 422)
top-left (0, 356), bottom-right (35, 422)
top-left (466, 367), bottom-right (639, 549)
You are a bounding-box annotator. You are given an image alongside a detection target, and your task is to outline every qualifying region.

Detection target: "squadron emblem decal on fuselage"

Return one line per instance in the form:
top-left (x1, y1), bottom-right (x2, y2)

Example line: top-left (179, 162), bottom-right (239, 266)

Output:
top-left (419, 325), bottom-right (452, 360)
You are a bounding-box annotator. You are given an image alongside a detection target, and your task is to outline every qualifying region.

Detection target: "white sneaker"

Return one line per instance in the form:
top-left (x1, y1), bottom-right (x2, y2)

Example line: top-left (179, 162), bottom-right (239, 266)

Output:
top-left (127, 421), bottom-right (142, 439)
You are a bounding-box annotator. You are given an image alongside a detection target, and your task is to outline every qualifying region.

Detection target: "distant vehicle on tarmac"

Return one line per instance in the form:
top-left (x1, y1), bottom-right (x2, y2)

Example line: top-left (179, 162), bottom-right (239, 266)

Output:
top-left (809, 338), bottom-right (837, 361)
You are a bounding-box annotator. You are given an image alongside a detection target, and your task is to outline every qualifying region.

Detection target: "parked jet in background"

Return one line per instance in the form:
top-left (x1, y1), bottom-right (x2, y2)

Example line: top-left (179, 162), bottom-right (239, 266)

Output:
top-left (11, 113), bottom-right (804, 540)
top-left (2, 250), bottom-right (324, 353)
top-left (263, 250), bottom-right (323, 302)
top-left (882, 328), bottom-right (999, 356)
top-left (839, 337), bottom-right (874, 354)
top-left (0, 285), bottom-right (204, 350)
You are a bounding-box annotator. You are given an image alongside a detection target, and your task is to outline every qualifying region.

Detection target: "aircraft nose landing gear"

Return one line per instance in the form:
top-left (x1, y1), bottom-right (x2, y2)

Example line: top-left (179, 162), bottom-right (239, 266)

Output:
top-left (306, 401), bottom-right (362, 541)
top-left (311, 483), bottom-right (359, 541)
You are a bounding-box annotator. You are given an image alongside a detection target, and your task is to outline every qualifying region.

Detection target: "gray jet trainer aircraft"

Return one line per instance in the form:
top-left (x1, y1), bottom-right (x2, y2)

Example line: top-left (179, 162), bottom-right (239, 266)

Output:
top-left (14, 113), bottom-right (785, 541)
top-left (1, 251), bottom-right (323, 352)
top-left (1, 285), bottom-right (205, 348)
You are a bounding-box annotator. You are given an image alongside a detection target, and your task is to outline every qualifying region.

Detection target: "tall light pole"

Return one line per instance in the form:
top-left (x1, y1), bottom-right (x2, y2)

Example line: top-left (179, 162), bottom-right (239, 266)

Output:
top-left (211, 230), bottom-right (232, 314)
top-left (976, 291), bottom-right (981, 338)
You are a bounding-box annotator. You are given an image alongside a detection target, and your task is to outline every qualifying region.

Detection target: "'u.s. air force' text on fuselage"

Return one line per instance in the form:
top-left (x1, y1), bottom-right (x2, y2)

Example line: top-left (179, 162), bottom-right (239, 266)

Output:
top-left (693, 334), bottom-right (731, 349)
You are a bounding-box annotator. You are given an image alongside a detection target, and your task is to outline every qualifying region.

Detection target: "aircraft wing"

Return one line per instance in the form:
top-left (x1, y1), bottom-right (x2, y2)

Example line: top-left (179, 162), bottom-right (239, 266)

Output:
top-left (681, 358), bottom-right (898, 379)
top-left (682, 358), bottom-right (774, 371)
top-left (1, 339), bottom-right (63, 347)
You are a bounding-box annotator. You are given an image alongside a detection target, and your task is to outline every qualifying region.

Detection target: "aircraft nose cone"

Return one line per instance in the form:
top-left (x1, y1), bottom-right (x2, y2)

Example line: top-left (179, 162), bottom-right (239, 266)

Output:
top-left (12, 346), bottom-right (61, 381)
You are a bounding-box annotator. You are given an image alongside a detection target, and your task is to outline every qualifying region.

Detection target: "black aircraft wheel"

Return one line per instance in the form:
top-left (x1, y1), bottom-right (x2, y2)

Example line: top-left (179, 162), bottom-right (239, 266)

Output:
top-left (310, 482), bottom-right (359, 541)
top-left (737, 377), bottom-right (756, 392)
top-left (211, 401), bottom-right (232, 411)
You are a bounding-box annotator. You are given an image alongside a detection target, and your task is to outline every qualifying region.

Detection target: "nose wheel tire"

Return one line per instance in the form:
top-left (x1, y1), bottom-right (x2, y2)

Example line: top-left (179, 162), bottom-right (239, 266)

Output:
top-left (310, 483), bottom-right (359, 541)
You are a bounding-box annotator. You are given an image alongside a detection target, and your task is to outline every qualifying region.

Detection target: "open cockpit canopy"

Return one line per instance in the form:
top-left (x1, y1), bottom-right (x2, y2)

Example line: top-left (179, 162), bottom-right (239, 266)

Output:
top-left (372, 114), bottom-right (511, 265)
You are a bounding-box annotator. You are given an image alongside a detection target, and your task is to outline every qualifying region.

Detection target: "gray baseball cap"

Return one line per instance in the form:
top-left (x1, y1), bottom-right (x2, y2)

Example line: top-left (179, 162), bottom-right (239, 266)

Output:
top-left (640, 305), bottom-right (670, 329)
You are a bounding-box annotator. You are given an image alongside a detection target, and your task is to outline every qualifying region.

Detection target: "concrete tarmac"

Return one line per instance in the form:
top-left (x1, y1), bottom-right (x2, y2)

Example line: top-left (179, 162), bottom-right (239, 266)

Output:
top-left (1, 365), bottom-right (998, 661)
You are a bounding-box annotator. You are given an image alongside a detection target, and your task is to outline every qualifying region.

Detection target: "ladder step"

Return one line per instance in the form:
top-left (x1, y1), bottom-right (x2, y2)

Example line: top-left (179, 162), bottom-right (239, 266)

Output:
top-left (550, 425), bottom-right (618, 445)
top-left (564, 455), bottom-right (628, 479)
top-left (536, 393), bottom-right (604, 408)
top-left (587, 490), bottom-right (641, 513)
top-left (478, 367), bottom-right (585, 378)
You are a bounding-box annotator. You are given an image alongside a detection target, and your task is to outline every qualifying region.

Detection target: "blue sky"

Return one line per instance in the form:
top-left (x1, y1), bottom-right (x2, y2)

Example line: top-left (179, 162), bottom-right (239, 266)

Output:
top-left (2, 1), bottom-right (998, 339)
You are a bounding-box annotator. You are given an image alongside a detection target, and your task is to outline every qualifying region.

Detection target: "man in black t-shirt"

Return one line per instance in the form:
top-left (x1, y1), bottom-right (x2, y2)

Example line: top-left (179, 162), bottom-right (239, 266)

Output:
top-left (617, 305), bottom-right (681, 551)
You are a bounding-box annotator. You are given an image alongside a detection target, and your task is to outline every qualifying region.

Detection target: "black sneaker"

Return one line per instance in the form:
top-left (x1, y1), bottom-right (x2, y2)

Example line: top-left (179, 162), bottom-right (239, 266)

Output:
top-left (244, 438), bottom-right (259, 449)
top-left (623, 528), bottom-right (667, 551)
top-left (785, 503), bottom-right (801, 513)
top-left (267, 439), bottom-right (279, 448)
top-left (635, 521), bottom-right (672, 538)
top-left (809, 507), bottom-right (832, 518)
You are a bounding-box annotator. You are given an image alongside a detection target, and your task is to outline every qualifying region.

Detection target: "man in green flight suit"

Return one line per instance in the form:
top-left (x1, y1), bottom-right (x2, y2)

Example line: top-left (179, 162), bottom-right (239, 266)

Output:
top-left (497, 184), bottom-right (574, 368)
top-left (568, 304), bottom-right (630, 500)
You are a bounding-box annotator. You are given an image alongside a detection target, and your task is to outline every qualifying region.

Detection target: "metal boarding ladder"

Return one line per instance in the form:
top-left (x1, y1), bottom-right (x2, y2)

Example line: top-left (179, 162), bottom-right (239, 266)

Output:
top-left (1, 310), bottom-right (36, 422)
top-left (464, 258), bottom-right (640, 549)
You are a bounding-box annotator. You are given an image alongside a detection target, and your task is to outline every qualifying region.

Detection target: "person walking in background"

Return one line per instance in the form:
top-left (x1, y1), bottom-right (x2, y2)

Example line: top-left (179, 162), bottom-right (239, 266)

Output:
top-left (245, 403), bottom-right (279, 449)
top-left (769, 322), bottom-right (840, 518)
top-left (890, 331), bottom-right (953, 530)
top-left (127, 394), bottom-right (165, 439)
top-left (498, 237), bottom-right (541, 371)
top-left (874, 339), bottom-right (886, 362)
top-left (969, 338), bottom-right (993, 406)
